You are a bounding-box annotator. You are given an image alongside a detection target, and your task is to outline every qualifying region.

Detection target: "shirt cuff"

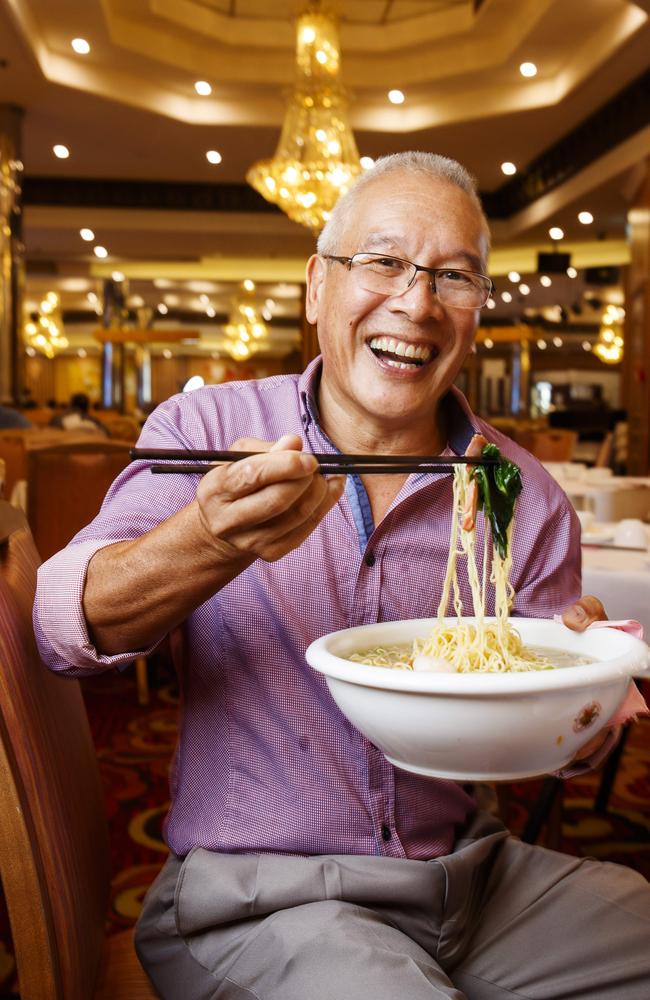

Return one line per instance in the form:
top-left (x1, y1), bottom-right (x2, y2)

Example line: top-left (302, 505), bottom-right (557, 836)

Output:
top-left (34, 537), bottom-right (159, 673)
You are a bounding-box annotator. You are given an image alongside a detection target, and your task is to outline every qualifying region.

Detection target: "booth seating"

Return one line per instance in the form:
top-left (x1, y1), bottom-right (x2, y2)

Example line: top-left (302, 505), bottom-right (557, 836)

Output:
top-left (0, 502), bottom-right (160, 1000)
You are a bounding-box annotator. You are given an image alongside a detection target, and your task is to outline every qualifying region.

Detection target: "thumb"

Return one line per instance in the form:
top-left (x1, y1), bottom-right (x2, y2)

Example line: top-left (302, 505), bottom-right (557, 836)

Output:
top-left (270, 434), bottom-right (304, 453)
top-left (561, 595), bottom-right (607, 632)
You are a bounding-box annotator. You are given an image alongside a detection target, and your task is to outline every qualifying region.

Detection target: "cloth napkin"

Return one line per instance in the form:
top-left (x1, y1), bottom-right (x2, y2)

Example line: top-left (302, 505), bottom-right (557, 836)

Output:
top-left (552, 616), bottom-right (649, 725)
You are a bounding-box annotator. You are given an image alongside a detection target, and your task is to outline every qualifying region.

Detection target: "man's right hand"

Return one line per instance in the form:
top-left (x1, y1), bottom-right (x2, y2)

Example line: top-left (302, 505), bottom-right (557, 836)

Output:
top-left (195, 433), bottom-right (346, 565)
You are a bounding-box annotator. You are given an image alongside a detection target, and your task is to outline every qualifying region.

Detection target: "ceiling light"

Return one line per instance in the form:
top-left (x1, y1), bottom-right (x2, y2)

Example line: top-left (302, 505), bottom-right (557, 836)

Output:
top-left (360, 156), bottom-right (375, 169)
top-left (548, 227), bottom-right (564, 240)
top-left (501, 291), bottom-right (512, 303)
top-left (111, 271), bottom-right (125, 282)
top-left (388, 89), bottom-right (405, 104)
top-left (484, 338), bottom-right (494, 349)
top-left (53, 144), bottom-right (70, 159)
top-left (71, 38), bottom-right (90, 54)
top-left (199, 293), bottom-right (210, 304)
top-left (162, 349), bottom-right (173, 360)
top-left (77, 348), bottom-right (87, 358)
top-left (80, 228), bottom-right (95, 241)
top-left (501, 162), bottom-right (517, 176)
top-left (157, 303), bottom-right (168, 314)
top-left (163, 294), bottom-right (179, 306)
top-left (508, 270), bottom-right (520, 283)
top-left (93, 245), bottom-right (108, 258)
top-left (87, 292), bottom-right (97, 303)
top-left (243, 279), bottom-right (255, 292)
top-left (567, 266), bottom-right (578, 278)
top-left (206, 306), bottom-right (216, 318)
top-left (519, 62), bottom-right (537, 77)
top-left (519, 283), bottom-right (530, 295)
top-left (540, 275), bottom-right (552, 287)
top-left (536, 339), bottom-right (547, 349)
top-left (582, 340), bottom-right (592, 351)
top-left (194, 81), bottom-right (212, 96)
top-left (553, 336), bottom-right (563, 347)
top-left (206, 150), bottom-right (222, 164)
top-left (486, 298), bottom-right (496, 310)
top-left (578, 211), bottom-right (594, 224)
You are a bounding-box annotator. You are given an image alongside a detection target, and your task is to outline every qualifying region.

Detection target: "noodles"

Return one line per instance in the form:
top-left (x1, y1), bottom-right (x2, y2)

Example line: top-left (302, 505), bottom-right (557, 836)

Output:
top-left (350, 443), bottom-right (554, 674)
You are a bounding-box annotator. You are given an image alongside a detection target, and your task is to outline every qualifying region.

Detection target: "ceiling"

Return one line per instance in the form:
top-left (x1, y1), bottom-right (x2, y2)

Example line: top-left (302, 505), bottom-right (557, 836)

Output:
top-left (2, 0), bottom-right (650, 358)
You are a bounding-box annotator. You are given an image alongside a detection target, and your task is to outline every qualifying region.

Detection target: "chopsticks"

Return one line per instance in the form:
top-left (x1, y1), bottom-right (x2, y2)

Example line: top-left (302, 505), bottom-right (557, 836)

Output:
top-left (130, 447), bottom-right (499, 477)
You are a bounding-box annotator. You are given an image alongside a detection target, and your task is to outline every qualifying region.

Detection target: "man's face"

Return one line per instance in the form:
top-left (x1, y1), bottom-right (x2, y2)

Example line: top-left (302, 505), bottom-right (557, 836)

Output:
top-left (305, 171), bottom-right (489, 434)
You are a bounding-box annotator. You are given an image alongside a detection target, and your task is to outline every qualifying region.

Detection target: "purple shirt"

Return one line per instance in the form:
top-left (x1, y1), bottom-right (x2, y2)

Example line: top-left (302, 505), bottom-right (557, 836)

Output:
top-left (34, 358), bottom-right (581, 859)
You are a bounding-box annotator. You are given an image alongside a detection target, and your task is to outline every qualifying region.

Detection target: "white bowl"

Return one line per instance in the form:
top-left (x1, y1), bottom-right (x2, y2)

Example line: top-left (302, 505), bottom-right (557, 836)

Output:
top-left (306, 617), bottom-right (650, 781)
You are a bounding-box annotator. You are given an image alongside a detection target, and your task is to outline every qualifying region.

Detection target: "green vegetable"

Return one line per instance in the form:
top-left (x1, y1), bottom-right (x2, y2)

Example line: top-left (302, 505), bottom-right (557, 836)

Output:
top-left (471, 443), bottom-right (522, 560)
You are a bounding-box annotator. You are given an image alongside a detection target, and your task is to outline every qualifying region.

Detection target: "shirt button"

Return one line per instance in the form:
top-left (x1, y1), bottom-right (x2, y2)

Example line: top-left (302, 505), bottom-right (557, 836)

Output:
top-left (365, 551), bottom-right (376, 567)
top-left (381, 824), bottom-right (392, 841)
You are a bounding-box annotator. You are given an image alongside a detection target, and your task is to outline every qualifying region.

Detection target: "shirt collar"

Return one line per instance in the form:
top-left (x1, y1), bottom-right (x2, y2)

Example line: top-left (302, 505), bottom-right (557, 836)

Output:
top-left (298, 355), bottom-right (479, 455)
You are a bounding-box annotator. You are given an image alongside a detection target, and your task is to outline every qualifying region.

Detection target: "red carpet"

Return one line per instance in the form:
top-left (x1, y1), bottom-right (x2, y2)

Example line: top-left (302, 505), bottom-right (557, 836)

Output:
top-left (0, 665), bottom-right (648, 994)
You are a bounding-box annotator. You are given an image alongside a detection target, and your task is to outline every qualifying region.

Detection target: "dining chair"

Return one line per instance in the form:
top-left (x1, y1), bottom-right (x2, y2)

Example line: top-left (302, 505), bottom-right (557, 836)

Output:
top-left (519, 429), bottom-right (578, 462)
top-left (0, 500), bottom-right (160, 1000)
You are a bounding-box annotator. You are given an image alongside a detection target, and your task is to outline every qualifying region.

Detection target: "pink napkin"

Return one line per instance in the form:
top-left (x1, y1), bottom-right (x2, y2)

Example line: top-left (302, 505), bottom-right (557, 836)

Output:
top-left (553, 616), bottom-right (649, 725)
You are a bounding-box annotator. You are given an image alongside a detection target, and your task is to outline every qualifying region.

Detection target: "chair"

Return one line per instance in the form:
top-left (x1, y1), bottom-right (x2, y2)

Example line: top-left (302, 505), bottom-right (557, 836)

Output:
top-left (26, 440), bottom-right (150, 704)
top-left (0, 501), bottom-right (159, 999)
top-left (519, 429), bottom-right (577, 462)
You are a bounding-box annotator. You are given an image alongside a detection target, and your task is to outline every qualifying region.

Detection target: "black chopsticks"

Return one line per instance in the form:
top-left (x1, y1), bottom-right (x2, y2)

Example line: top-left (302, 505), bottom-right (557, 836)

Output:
top-left (130, 447), bottom-right (498, 477)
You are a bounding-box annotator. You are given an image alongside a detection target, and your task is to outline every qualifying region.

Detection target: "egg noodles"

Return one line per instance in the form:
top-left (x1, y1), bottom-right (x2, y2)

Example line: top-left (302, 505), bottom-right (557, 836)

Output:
top-left (350, 442), bottom-right (554, 674)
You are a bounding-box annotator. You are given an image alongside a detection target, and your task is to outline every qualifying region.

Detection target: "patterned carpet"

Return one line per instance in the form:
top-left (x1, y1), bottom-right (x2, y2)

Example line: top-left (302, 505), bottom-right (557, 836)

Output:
top-left (0, 664), bottom-right (648, 995)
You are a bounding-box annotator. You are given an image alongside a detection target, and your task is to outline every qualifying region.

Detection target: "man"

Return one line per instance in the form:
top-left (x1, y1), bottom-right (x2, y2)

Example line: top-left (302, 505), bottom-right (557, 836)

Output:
top-left (48, 391), bottom-right (109, 435)
top-left (35, 152), bottom-right (649, 999)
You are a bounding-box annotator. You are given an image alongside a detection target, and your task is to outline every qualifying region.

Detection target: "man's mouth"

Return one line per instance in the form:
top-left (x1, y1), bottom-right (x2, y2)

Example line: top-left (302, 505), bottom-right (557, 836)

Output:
top-left (367, 336), bottom-right (438, 370)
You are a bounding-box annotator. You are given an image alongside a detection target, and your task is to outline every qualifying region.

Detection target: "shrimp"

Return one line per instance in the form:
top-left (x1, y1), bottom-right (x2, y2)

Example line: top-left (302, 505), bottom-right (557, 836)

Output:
top-left (461, 433), bottom-right (488, 532)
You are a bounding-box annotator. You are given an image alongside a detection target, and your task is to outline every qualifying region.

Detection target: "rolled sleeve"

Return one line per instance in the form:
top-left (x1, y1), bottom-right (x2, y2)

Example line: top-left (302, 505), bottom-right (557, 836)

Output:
top-left (34, 538), bottom-right (159, 676)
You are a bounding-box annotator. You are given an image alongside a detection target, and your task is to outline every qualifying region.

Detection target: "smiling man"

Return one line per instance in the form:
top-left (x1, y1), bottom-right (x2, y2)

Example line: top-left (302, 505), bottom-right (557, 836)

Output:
top-left (34, 152), bottom-right (649, 999)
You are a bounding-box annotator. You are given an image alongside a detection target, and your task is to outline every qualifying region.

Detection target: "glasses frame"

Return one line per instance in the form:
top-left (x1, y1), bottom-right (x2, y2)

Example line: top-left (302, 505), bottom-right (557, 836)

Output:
top-left (323, 252), bottom-right (494, 309)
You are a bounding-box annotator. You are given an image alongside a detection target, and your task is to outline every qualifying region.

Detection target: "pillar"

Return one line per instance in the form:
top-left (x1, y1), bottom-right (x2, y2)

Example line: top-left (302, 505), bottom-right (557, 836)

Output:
top-left (0, 105), bottom-right (24, 404)
top-left (623, 158), bottom-right (650, 474)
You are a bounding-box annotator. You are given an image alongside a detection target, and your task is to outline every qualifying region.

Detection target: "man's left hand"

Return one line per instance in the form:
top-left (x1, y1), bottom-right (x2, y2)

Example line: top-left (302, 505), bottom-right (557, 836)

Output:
top-left (561, 594), bottom-right (611, 762)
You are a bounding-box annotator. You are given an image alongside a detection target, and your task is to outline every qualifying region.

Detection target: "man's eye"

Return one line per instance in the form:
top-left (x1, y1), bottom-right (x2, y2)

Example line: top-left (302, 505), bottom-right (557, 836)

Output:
top-left (370, 257), bottom-right (405, 272)
top-left (439, 270), bottom-right (474, 285)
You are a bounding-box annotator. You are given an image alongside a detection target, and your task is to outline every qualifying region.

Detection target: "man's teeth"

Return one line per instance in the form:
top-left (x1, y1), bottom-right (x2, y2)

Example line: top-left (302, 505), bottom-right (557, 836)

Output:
top-left (368, 336), bottom-right (433, 364)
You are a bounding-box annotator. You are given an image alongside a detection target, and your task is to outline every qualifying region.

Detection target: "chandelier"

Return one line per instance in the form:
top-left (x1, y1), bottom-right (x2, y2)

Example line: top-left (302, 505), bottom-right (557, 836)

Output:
top-left (224, 284), bottom-right (268, 361)
top-left (246, 7), bottom-right (361, 233)
top-left (593, 303), bottom-right (624, 364)
top-left (24, 291), bottom-right (69, 358)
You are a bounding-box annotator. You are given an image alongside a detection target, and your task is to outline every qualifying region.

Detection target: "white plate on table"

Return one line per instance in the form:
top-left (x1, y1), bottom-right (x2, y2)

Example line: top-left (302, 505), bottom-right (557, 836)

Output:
top-left (581, 532), bottom-right (614, 545)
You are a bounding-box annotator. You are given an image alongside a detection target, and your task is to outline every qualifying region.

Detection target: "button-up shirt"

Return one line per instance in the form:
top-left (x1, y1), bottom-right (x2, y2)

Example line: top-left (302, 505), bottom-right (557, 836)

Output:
top-left (34, 358), bottom-right (581, 859)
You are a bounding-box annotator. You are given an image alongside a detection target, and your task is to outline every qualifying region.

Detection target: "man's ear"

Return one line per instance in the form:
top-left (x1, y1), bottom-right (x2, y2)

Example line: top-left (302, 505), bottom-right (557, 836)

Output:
top-left (305, 254), bottom-right (326, 325)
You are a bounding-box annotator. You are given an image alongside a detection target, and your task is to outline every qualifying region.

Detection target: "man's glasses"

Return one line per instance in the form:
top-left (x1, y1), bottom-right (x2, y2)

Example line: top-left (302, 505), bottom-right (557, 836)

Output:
top-left (323, 252), bottom-right (493, 309)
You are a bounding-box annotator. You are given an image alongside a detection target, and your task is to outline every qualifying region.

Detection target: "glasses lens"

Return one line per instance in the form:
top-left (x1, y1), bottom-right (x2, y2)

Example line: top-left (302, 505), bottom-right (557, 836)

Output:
top-left (351, 254), bottom-right (412, 295)
top-left (436, 270), bottom-right (490, 308)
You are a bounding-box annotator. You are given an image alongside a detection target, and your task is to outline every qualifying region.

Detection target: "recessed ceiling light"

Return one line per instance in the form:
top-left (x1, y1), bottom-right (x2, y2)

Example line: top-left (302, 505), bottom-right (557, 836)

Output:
top-left (578, 211), bottom-right (594, 224)
top-left (388, 89), bottom-right (405, 104)
top-left (548, 226), bottom-right (564, 240)
top-left (80, 228), bottom-right (94, 241)
top-left (486, 298), bottom-right (496, 310)
top-left (157, 303), bottom-right (168, 314)
top-left (501, 162), bottom-right (517, 176)
top-left (77, 348), bottom-right (87, 358)
top-left (536, 339), bottom-right (547, 349)
top-left (484, 337), bottom-right (494, 349)
top-left (520, 62), bottom-right (537, 77)
top-left (243, 278), bottom-right (255, 291)
top-left (53, 144), bottom-right (70, 159)
top-left (553, 336), bottom-right (563, 347)
top-left (540, 275), bottom-right (552, 287)
top-left (360, 156), bottom-right (375, 169)
top-left (567, 266), bottom-right (578, 278)
top-left (519, 283), bottom-right (530, 295)
top-left (111, 271), bottom-right (125, 282)
top-left (206, 150), bottom-right (222, 164)
top-left (582, 340), bottom-right (592, 351)
top-left (206, 306), bottom-right (216, 318)
top-left (194, 80), bottom-right (212, 96)
top-left (501, 291), bottom-right (512, 303)
top-left (71, 38), bottom-right (90, 54)
top-left (162, 349), bottom-right (172, 360)
top-left (93, 245), bottom-right (108, 258)
top-left (508, 271), bottom-right (520, 283)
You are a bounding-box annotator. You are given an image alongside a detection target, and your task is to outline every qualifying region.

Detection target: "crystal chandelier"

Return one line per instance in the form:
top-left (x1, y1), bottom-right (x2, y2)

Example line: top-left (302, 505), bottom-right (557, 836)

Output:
top-left (247, 7), bottom-right (361, 233)
top-left (224, 284), bottom-right (268, 361)
top-left (593, 303), bottom-right (624, 364)
top-left (24, 291), bottom-right (69, 358)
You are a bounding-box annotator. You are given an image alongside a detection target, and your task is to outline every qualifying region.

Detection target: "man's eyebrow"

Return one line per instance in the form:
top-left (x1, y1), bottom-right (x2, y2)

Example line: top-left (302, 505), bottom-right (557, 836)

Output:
top-left (360, 235), bottom-right (486, 273)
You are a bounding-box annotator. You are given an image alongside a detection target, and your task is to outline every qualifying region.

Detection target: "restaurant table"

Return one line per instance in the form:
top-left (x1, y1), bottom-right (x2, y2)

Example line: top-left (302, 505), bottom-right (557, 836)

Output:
top-left (552, 473), bottom-right (650, 523)
top-left (581, 527), bottom-right (650, 637)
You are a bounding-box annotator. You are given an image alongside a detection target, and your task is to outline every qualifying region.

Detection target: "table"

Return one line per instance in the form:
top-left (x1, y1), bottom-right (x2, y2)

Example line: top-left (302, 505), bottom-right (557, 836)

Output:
top-left (581, 532), bottom-right (650, 637)
top-left (554, 476), bottom-right (650, 522)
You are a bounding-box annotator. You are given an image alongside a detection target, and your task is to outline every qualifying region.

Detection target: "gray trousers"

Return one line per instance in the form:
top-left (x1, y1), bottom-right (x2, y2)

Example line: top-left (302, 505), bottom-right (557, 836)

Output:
top-left (135, 813), bottom-right (650, 1000)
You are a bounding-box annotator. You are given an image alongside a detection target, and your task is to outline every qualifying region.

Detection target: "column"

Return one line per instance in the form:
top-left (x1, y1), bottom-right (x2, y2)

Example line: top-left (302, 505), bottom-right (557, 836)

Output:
top-left (623, 158), bottom-right (650, 474)
top-left (0, 105), bottom-right (24, 404)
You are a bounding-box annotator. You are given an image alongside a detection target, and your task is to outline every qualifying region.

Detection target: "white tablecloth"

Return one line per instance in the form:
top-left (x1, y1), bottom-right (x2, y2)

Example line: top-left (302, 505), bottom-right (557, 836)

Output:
top-left (581, 532), bottom-right (650, 637)
top-left (555, 477), bottom-right (650, 522)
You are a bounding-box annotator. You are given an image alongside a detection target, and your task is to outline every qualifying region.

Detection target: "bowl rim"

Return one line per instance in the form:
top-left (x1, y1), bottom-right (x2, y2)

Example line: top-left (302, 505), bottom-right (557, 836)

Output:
top-left (305, 616), bottom-right (650, 696)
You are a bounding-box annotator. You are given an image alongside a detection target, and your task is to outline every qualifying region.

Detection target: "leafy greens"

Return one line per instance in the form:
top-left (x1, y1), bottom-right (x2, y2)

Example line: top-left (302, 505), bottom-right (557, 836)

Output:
top-left (471, 443), bottom-right (522, 560)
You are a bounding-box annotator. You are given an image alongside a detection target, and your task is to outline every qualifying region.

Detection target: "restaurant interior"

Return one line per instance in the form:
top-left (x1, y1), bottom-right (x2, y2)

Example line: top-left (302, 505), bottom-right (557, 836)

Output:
top-left (0, 0), bottom-right (649, 997)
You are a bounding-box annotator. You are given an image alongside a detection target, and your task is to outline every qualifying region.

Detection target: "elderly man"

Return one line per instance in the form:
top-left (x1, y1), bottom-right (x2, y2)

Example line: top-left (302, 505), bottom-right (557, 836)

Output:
top-left (35, 152), bottom-right (649, 999)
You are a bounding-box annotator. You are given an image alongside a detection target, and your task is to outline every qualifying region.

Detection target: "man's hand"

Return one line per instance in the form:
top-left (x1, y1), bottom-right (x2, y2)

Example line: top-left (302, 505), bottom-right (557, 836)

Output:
top-left (561, 595), bottom-right (610, 761)
top-left (195, 433), bottom-right (346, 566)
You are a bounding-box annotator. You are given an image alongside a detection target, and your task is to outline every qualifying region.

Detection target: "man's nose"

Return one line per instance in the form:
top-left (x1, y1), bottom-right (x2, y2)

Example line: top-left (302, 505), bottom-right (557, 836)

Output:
top-left (387, 269), bottom-right (445, 319)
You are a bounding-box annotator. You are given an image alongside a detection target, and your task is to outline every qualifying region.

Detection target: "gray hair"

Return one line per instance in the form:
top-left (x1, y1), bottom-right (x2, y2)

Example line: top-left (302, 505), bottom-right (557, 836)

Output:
top-left (317, 150), bottom-right (490, 257)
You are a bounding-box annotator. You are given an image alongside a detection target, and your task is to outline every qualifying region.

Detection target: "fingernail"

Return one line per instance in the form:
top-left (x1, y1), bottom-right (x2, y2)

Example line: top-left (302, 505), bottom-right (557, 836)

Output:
top-left (570, 605), bottom-right (586, 622)
top-left (300, 454), bottom-right (318, 472)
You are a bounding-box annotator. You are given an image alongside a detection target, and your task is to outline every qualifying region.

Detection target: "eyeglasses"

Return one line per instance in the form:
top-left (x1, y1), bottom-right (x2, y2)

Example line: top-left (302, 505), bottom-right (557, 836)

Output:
top-left (323, 252), bottom-right (493, 309)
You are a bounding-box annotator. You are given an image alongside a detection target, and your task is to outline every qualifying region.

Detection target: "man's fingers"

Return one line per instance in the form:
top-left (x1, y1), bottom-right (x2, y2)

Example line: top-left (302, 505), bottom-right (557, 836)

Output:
top-left (561, 595), bottom-right (608, 632)
top-left (202, 449), bottom-right (317, 502)
top-left (257, 476), bottom-right (346, 560)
